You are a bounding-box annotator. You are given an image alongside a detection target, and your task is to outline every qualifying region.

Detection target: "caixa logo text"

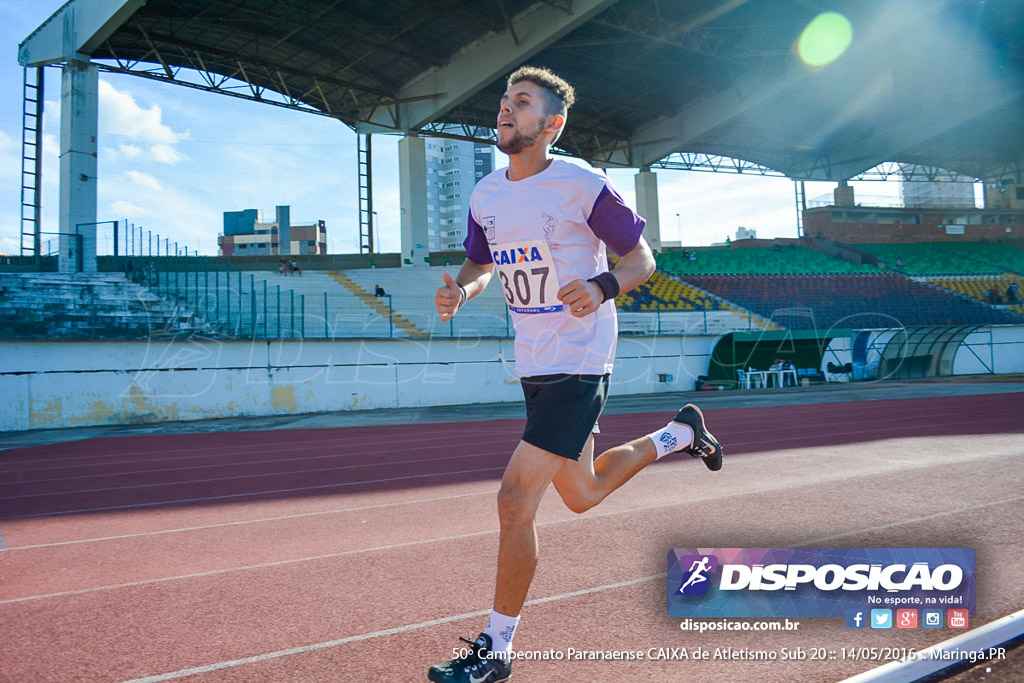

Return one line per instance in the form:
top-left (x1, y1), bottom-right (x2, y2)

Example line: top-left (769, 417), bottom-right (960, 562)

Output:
top-left (716, 562), bottom-right (963, 592)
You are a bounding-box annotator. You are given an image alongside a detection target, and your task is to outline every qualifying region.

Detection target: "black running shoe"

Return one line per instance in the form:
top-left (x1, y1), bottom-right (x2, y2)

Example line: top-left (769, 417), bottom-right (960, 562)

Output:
top-left (428, 633), bottom-right (513, 683)
top-left (673, 404), bottom-right (723, 471)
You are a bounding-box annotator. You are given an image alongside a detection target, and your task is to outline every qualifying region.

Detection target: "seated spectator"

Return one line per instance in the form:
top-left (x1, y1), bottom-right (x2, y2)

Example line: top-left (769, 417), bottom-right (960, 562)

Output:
top-left (374, 284), bottom-right (386, 297)
top-left (290, 259), bottom-right (302, 276)
top-left (987, 287), bottom-right (1001, 305)
top-left (1007, 282), bottom-right (1019, 303)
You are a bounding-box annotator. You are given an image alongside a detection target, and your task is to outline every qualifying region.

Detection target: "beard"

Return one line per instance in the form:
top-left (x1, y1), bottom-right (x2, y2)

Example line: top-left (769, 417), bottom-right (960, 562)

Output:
top-left (496, 119), bottom-right (545, 155)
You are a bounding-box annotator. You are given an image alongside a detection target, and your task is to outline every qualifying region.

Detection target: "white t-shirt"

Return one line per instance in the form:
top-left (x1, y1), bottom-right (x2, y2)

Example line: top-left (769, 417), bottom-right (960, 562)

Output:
top-left (464, 160), bottom-right (645, 377)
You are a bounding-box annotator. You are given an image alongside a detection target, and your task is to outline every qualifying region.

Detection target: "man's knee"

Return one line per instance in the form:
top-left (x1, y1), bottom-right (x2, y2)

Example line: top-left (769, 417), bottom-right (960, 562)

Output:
top-left (497, 481), bottom-right (539, 525)
top-left (558, 488), bottom-right (599, 515)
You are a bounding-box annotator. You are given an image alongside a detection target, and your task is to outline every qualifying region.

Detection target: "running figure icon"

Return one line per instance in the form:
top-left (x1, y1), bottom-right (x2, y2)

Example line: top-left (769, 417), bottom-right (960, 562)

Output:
top-left (678, 556), bottom-right (712, 593)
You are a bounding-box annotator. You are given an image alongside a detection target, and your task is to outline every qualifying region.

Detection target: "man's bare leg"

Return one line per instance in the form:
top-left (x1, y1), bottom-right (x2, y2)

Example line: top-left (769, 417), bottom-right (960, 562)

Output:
top-left (552, 435), bottom-right (658, 513)
top-left (553, 403), bottom-right (722, 513)
top-left (492, 439), bottom-right (566, 616)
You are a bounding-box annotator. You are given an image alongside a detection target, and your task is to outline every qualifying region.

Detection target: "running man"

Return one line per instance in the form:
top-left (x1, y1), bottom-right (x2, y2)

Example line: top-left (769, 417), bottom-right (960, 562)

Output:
top-left (429, 66), bottom-right (723, 683)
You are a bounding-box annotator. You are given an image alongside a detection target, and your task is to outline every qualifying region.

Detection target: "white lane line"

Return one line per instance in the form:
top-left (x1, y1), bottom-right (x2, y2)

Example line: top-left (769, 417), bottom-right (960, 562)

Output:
top-left (0, 466), bottom-right (506, 520)
top-left (117, 573), bottom-right (665, 683)
top-left (0, 434), bottom-right (521, 484)
top-left (4, 489), bottom-right (1020, 605)
top-left (0, 490), bottom-right (496, 552)
top-left (806, 494), bottom-right (1024, 545)
top-left (7, 409), bottom-right (1021, 511)
top-left (4, 398), bottom-right (1015, 470)
top-left (0, 425), bottom-right (524, 468)
top-left (0, 528), bottom-right (495, 605)
top-left (114, 489), bottom-right (1024, 682)
top-left (0, 450), bottom-right (512, 501)
top-left (0, 429), bottom-right (524, 475)
top-left (841, 608), bottom-right (1024, 683)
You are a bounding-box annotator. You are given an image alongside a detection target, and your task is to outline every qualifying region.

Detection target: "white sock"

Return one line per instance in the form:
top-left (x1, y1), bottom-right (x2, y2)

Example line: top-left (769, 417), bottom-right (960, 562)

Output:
top-left (484, 610), bottom-right (520, 655)
top-left (647, 421), bottom-right (695, 459)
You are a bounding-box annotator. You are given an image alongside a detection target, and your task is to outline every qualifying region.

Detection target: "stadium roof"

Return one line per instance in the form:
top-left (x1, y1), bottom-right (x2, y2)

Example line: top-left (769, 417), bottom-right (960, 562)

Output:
top-left (20, 0), bottom-right (1024, 182)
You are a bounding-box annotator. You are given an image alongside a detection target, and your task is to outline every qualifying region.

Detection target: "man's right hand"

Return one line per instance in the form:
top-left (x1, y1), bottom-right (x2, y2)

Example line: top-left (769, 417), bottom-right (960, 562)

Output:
top-left (435, 272), bottom-right (463, 322)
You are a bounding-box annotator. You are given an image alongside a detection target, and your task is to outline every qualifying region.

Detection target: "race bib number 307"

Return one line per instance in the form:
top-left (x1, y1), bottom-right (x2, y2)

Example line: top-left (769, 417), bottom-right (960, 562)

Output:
top-left (492, 240), bottom-right (564, 314)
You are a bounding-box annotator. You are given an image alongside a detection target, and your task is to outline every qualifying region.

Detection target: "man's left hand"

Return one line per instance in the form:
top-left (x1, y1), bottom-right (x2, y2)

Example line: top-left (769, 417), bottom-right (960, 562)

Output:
top-left (557, 279), bottom-right (604, 318)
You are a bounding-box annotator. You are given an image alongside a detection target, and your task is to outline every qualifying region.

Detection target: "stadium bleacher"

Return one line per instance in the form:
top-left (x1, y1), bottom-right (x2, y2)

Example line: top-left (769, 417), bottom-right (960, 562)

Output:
top-left (0, 273), bottom-right (212, 339)
top-left (157, 270), bottom-right (393, 339)
top-left (657, 246), bottom-right (876, 275)
top-left (683, 272), bottom-right (1022, 330)
top-left (855, 243), bottom-right (1001, 275)
top-left (929, 275), bottom-right (1024, 316)
top-left (5, 239), bottom-right (1022, 341)
top-left (925, 241), bottom-right (1024, 274)
top-left (344, 265), bottom-right (513, 338)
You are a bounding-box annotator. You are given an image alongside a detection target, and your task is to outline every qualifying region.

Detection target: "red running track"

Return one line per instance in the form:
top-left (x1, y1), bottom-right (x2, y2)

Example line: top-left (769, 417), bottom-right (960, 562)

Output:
top-left (1, 393), bottom-right (1023, 682)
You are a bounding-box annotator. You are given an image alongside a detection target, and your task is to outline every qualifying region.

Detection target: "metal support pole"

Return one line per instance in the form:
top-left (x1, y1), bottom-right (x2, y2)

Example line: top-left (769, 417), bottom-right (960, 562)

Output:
top-left (387, 294), bottom-right (394, 338)
top-left (250, 274), bottom-right (256, 338)
top-left (263, 279), bottom-right (268, 338)
top-left (323, 292), bottom-right (328, 338)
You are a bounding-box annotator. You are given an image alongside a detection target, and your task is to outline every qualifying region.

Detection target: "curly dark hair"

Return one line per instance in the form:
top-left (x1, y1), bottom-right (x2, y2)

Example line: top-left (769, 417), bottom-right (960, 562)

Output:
top-left (506, 66), bottom-right (576, 116)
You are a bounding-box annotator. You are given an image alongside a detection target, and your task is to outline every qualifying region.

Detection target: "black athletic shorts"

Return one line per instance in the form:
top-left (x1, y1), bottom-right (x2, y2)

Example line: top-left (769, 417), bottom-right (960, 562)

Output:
top-left (520, 373), bottom-right (611, 461)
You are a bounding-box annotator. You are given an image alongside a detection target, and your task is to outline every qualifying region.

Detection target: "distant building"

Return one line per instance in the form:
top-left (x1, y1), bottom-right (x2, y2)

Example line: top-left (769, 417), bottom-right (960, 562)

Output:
top-left (219, 206), bottom-right (326, 256)
top-left (735, 226), bottom-right (757, 240)
top-left (425, 136), bottom-right (493, 251)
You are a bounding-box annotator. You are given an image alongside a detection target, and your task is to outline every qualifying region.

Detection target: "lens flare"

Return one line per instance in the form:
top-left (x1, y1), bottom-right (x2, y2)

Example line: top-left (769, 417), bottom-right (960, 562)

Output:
top-left (798, 12), bottom-right (853, 67)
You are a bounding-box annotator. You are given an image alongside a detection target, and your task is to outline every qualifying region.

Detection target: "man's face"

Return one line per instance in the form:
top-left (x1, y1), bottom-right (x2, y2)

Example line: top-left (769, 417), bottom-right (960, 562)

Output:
top-left (496, 80), bottom-right (557, 155)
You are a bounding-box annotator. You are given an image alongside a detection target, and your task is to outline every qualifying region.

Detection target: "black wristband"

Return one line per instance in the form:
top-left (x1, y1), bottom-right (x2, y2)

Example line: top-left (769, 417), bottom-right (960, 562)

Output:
top-left (588, 272), bottom-right (620, 303)
top-left (456, 283), bottom-right (467, 311)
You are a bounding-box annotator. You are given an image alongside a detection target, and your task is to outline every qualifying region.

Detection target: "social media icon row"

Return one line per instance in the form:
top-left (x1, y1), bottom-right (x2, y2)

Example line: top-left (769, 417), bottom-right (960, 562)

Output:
top-left (846, 609), bottom-right (968, 629)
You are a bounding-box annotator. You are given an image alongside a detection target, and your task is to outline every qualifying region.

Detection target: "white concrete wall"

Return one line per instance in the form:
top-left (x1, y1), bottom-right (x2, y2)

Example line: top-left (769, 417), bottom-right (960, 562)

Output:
top-left (0, 334), bottom-right (718, 432)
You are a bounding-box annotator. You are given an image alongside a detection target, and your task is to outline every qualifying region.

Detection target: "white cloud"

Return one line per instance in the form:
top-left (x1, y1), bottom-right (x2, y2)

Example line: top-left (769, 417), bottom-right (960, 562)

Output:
top-left (98, 80), bottom-right (188, 165)
top-left (124, 170), bottom-right (164, 191)
top-left (99, 80), bottom-right (187, 144)
top-left (109, 200), bottom-right (153, 217)
top-left (0, 235), bottom-right (19, 256)
top-left (150, 143), bottom-right (184, 164)
top-left (105, 144), bottom-right (145, 162)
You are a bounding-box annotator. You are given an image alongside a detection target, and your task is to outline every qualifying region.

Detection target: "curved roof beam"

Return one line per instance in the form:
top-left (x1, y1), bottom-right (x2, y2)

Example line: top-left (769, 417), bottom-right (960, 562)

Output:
top-left (365, 0), bottom-right (619, 133)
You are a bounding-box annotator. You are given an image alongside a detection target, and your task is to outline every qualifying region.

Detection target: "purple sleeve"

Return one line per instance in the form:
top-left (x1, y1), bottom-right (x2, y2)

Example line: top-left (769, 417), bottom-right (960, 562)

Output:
top-left (587, 183), bottom-right (646, 256)
top-left (463, 213), bottom-right (494, 265)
